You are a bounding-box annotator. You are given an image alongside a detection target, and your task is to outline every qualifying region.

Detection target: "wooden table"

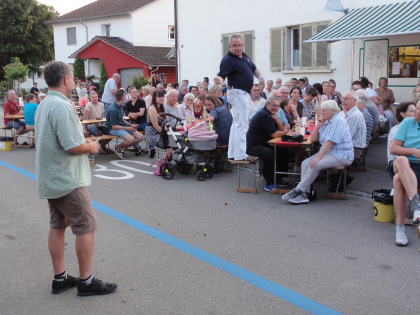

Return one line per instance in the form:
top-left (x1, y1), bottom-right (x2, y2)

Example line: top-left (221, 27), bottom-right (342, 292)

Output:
top-left (5, 114), bottom-right (24, 120)
top-left (268, 124), bottom-right (316, 193)
top-left (81, 118), bottom-right (106, 125)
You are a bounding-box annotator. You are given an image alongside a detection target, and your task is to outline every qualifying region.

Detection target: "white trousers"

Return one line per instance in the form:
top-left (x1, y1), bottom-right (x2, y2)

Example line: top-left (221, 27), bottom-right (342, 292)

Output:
top-left (227, 88), bottom-right (251, 160)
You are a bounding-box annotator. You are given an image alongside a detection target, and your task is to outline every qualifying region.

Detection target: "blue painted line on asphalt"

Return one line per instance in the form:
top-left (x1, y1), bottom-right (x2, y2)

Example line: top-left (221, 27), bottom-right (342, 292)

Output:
top-left (1, 159), bottom-right (342, 315)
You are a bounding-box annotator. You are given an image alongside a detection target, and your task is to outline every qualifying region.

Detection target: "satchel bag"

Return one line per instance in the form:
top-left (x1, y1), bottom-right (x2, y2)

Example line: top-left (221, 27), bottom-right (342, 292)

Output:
top-left (155, 127), bottom-right (169, 149)
top-left (281, 134), bottom-right (304, 143)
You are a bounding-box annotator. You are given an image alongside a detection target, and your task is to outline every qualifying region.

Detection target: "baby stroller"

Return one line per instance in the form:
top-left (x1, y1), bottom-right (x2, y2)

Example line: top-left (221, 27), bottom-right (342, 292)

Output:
top-left (155, 113), bottom-right (218, 181)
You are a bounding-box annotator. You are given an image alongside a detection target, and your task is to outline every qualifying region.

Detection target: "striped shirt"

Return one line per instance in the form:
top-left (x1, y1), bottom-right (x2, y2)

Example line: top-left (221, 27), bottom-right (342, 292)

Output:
top-left (342, 106), bottom-right (366, 149)
top-left (35, 91), bottom-right (90, 199)
top-left (319, 113), bottom-right (354, 161)
top-left (361, 108), bottom-right (373, 146)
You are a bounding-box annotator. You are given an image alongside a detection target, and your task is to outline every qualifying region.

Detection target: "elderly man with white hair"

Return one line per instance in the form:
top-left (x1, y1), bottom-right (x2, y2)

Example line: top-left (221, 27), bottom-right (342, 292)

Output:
top-left (341, 91), bottom-right (367, 163)
top-left (102, 73), bottom-right (120, 116)
top-left (356, 89), bottom-right (374, 146)
top-left (164, 89), bottom-right (180, 127)
top-left (282, 100), bottom-right (353, 204)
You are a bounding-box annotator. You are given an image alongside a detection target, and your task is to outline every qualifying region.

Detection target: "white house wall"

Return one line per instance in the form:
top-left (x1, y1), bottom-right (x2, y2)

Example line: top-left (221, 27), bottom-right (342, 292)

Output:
top-left (130, 0), bottom-right (174, 47)
top-left (52, 15), bottom-right (133, 64)
top-left (177, 0), bottom-right (416, 102)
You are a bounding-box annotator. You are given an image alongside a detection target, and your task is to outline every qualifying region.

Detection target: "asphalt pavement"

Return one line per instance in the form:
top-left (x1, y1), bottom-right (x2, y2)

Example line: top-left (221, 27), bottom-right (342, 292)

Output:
top-left (0, 132), bottom-right (419, 315)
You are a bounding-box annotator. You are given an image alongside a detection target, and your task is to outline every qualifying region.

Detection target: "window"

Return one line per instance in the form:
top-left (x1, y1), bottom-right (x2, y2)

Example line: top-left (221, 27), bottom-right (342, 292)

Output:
top-left (221, 31), bottom-right (254, 61)
top-left (389, 45), bottom-right (420, 78)
top-left (67, 27), bottom-right (77, 45)
top-left (168, 25), bottom-right (175, 40)
top-left (270, 21), bottom-right (330, 71)
top-left (101, 24), bottom-right (111, 37)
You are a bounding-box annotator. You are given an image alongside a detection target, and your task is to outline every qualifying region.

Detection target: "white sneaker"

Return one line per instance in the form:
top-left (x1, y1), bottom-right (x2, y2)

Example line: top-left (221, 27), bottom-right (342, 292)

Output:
top-left (395, 231), bottom-right (408, 247)
top-left (288, 192), bottom-right (309, 204)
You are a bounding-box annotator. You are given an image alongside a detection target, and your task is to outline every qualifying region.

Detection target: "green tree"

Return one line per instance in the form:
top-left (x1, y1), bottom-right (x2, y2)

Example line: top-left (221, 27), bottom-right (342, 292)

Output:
top-left (129, 74), bottom-right (150, 90)
top-left (99, 63), bottom-right (108, 96)
top-left (0, 0), bottom-right (58, 81)
top-left (3, 57), bottom-right (30, 94)
top-left (73, 57), bottom-right (86, 80)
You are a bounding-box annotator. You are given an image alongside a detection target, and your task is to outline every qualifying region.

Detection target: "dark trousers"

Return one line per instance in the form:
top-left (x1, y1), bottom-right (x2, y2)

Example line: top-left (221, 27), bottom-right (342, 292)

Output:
top-left (247, 145), bottom-right (289, 185)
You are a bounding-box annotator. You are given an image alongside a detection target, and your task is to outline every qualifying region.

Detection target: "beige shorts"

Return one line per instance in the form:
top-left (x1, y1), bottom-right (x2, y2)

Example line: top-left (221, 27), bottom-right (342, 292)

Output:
top-left (48, 187), bottom-right (98, 235)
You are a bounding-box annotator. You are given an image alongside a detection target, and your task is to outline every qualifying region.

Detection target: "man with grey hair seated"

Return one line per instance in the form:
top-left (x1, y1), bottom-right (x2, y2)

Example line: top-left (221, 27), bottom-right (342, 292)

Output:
top-left (341, 91), bottom-right (367, 163)
top-left (164, 89), bottom-right (180, 127)
top-left (356, 89), bottom-right (374, 146)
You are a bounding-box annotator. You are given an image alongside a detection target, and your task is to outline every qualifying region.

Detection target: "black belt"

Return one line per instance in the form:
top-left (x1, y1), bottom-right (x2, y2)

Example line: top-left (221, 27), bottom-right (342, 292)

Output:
top-left (147, 122), bottom-right (153, 126)
top-left (228, 86), bottom-right (251, 94)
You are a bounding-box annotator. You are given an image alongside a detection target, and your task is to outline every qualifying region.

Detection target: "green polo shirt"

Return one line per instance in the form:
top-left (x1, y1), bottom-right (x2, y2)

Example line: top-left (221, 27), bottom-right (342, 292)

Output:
top-left (35, 90), bottom-right (91, 199)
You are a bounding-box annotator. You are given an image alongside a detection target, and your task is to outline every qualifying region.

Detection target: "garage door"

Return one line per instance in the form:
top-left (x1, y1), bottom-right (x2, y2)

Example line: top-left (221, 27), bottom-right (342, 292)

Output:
top-left (120, 68), bottom-right (144, 90)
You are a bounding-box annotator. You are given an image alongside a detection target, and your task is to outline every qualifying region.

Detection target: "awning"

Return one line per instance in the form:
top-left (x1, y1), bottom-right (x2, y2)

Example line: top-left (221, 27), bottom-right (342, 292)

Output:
top-left (306, 0), bottom-right (420, 43)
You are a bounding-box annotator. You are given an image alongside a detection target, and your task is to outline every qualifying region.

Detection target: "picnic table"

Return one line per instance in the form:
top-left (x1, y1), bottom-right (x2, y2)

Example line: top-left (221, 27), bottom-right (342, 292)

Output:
top-left (268, 124), bottom-right (317, 193)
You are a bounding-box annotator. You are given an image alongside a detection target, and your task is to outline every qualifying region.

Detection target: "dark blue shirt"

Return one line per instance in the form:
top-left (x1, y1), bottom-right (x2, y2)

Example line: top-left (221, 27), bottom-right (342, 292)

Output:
top-left (209, 106), bottom-right (233, 146)
top-left (246, 107), bottom-right (277, 150)
top-left (106, 102), bottom-right (126, 129)
top-left (218, 51), bottom-right (256, 92)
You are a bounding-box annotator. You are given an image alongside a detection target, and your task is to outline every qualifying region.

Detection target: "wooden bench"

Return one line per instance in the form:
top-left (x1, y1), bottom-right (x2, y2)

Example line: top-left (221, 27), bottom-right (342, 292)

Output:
top-left (326, 166), bottom-right (348, 200)
top-left (230, 157), bottom-right (259, 194)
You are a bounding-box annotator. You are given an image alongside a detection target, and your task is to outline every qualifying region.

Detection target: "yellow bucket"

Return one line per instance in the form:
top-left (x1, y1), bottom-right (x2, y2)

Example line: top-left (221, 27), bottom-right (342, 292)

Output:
top-left (373, 201), bottom-right (395, 223)
top-left (0, 140), bottom-right (12, 151)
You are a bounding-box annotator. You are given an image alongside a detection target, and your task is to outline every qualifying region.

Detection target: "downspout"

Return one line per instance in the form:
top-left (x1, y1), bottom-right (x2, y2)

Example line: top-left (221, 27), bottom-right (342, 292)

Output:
top-left (80, 20), bottom-right (90, 76)
top-left (351, 39), bottom-right (354, 87)
top-left (174, 0), bottom-right (179, 83)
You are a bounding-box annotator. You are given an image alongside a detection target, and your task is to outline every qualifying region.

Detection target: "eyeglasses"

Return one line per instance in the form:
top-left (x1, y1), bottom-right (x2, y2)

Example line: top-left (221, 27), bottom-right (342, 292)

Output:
top-left (184, 98), bottom-right (194, 102)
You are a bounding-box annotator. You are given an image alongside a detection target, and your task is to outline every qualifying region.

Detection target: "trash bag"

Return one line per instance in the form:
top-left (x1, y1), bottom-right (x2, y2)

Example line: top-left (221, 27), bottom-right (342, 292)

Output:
top-left (372, 189), bottom-right (393, 205)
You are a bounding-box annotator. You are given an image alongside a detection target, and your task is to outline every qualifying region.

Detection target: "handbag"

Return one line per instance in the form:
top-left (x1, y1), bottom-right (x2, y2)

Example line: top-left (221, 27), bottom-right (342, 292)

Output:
top-left (155, 127), bottom-right (169, 149)
top-left (281, 134), bottom-right (304, 143)
top-left (150, 159), bottom-right (165, 176)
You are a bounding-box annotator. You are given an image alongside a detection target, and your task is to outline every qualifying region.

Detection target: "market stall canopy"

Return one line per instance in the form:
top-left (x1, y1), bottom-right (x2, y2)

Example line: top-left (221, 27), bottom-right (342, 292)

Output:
top-left (305, 0), bottom-right (420, 43)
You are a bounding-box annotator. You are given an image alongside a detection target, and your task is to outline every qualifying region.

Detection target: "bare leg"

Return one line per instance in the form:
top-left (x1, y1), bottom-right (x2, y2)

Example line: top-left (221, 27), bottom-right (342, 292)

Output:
top-left (48, 228), bottom-right (66, 275)
top-left (118, 134), bottom-right (135, 150)
top-left (393, 174), bottom-right (409, 226)
top-left (75, 231), bottom-right (94, 279)
top-left (393, 156), bottom-right (417, 199)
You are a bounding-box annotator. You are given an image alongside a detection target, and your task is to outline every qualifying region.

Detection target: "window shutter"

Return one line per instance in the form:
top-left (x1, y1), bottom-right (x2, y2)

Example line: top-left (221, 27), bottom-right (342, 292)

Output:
top-left (300, 24), bottom-right (313, 69)
top-left (244, 33), bottom-right (253, 61)
top-left (315, 23), bottom-right (329, 68)
top-left (270, 27), bottom-right (283, 71)
top-left (222, 35), bottom-right (229, 57)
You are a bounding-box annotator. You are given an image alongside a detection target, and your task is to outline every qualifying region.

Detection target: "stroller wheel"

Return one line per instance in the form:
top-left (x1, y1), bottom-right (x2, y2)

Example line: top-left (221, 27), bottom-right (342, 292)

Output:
top-left (203, 164), bottom-right (214, 178)
top-left (160, 162), bottom-right (176, 180)
top-left (196, 170), bottom-right (206, 181)
top-left (176, 161), bottom-right (191, 175)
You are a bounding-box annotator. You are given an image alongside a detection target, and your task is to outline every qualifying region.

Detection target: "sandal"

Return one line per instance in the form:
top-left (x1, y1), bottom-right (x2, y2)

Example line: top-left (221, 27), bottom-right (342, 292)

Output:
top-left (104, 147), bottom-right (114, 154)
top-left (98, 147), bottom-right (106, 154)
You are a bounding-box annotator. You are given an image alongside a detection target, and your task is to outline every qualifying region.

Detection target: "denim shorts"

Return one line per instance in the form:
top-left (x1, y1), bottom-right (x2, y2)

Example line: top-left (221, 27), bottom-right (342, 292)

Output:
top-left (6, 120), bottom-right (25, 129)
top-left (388, 158), bottom-right (420, 188)
top-left (109, 128), bottom-right (133, 138)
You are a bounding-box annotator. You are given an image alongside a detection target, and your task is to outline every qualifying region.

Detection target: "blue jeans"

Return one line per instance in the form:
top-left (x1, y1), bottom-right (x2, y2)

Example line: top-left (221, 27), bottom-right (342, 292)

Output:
top-left (103, 102), bottom-right (112, 118)
top-left (87, 125), bottom-right (109, 136)
top-left (137, 122), bottom-right (147, 132)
